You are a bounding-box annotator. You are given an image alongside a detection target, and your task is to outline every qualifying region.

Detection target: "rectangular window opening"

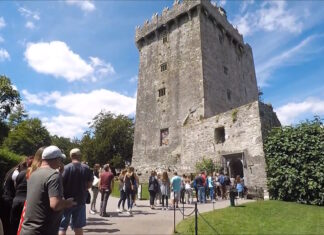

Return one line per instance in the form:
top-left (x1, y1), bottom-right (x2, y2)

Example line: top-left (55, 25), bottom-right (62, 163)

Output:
top-left (215, 127), bottom-right (225, 144)
top-left (224, 66), bottom-right (228, 75)
top-left (160, 128), bottom-right (169, 146)
top-left (158, 88), bottom-right (166, 97)
top-left (227, 89), bottom-right (231, 101)
top-left (161, 63), bottom-right (167, 72)
top-left (162, 35), bottom-right (168, 44)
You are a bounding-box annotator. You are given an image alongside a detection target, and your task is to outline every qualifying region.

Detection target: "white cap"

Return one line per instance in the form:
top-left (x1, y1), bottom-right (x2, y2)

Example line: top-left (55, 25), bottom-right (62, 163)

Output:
top-left (42, 146), bottom-right (66, 160)
top-left (70, 148), bottom-right (81, 157)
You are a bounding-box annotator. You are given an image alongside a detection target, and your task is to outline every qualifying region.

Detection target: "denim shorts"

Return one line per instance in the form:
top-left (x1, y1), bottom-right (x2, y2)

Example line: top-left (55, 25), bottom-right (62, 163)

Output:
top-left (59, 204), bottom-right (86, 230)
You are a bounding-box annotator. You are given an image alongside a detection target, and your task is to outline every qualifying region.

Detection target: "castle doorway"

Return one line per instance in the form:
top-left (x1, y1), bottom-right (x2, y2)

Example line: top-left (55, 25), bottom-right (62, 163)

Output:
top-left (222, 153), bottom-right (245, 178)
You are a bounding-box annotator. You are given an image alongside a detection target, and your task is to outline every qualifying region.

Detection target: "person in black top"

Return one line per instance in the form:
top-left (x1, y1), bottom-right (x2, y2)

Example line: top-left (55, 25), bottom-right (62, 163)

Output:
top-left (10, 155), bottom-right (33, 235)
top-left (148, 171), bottom-right (159, 209)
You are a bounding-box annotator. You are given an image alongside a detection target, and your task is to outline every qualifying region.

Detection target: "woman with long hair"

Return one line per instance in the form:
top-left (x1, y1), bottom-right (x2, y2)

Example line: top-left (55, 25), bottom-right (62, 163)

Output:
top-left (116, 169), bottom-right (127, 213)
top-left (160, 172), bottom-right (170, 210)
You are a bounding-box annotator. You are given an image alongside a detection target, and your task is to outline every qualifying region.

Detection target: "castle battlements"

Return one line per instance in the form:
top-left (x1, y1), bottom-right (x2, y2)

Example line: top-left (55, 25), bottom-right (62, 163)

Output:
top-left (135, 0), bottom-right (244, 49)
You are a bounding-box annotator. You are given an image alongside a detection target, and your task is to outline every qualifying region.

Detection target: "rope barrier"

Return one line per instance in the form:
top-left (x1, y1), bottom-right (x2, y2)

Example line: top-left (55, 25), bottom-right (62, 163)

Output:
top-left (197, 209), bottom-right (220, 235)
top-left (178, 206), bottom-right (196, 217)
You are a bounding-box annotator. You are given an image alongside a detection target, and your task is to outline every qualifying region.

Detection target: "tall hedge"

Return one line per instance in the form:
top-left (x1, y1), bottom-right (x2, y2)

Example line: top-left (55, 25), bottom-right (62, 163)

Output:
top-left (265, 117), bottom-right (324, 205)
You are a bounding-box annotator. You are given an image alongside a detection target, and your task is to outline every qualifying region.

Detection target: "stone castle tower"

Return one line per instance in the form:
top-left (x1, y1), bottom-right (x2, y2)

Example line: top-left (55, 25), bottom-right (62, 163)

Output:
top-left (132, 0), bottom-right (280, 189)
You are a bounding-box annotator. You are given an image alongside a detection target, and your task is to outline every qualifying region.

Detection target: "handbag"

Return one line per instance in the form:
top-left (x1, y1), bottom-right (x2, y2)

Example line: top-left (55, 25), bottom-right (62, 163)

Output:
top-left (86, 190), bottom-right (91, 204)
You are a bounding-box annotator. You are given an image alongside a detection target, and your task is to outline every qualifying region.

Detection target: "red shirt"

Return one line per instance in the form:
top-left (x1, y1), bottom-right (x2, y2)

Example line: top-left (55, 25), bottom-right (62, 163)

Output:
top-left (100, 171), bottom-right (114, 190)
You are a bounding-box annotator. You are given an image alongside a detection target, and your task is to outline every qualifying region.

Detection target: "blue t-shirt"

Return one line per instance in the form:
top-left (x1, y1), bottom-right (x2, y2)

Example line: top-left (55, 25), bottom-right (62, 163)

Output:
top-left (236, 183), bottom-right (244, 193)
top-left (171, 175), bottom-right (181, 192)
top-left (62, 162), bottom-right (93, 205)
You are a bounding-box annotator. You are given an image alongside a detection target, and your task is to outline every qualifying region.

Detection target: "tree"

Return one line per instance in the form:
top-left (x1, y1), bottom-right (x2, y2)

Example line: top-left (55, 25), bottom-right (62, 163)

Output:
top-left (81, 112), bottom-right (134, 168)
top-left (265, 117), bottom-right (324, 206)
top-left (51, 135), bottom-right (80, 163)
top-left (195, 157), bottom-right (221, 174)
top-left (0, 75), bottom-right (20, 120)
top-left (0, 120), bottom-right (9, 145)
top-left (3, 118), bottom-right (51, 156)
top-left (8, 103), bottom-right (28, 129)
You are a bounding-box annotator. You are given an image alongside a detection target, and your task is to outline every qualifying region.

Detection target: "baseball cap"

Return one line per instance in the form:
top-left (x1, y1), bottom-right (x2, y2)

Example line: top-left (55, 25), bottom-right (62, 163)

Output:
top-left (42, 146), bottom-right (66, 160)
top-left (70, 148), bottom-right (81, 157)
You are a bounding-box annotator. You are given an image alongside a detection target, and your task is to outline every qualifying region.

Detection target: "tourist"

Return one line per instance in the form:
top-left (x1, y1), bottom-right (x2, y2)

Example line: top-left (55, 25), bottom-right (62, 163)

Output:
top-left (20, 146), bottom-right (76, 235)
top-left (207, 172), bottom-right (215, 202)
top-left (224, 173), bottom-right (231, 199)
top-left (132, 172), bottom-right (139, 206)
top-left (180, 174), bottom-right (186, 204)
top-left (117, 169), bottom-right (127, 213)
top-left (99, 164), bottom-right (114, 217)
top-left (148, 171), bottom-right (159, 209)
top-left (59, 148), bottom-right (93, 235)
top-left (218, 172), bottom-right (226, 199)
top-left (155, 172), bottom-right (162, 205)
top-left (195, 172), bottom-right (206, 203)
top-left (16, 147), bottom-right (45, 235)
top-left (9, 156), bottom-right (33, 235)
top-left (160, 171), bottom-right (170, 210)
top-left (170, 172), bottom-right (181, 208)
top-left (235, 175), bottom-right (244, 198)
top-left (124, 167), bottom-right (136, 215)
top-left (90, 164), bottom-right (100, 214)
top-left (1, 159), bottom-right (27, 235)
top-left (184, 175), bottom-right (193, 204)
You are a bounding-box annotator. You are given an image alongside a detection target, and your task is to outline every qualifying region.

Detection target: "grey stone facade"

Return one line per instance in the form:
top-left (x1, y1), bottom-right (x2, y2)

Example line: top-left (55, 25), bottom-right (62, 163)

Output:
top-left (132, 0), bottom-right (280, 189)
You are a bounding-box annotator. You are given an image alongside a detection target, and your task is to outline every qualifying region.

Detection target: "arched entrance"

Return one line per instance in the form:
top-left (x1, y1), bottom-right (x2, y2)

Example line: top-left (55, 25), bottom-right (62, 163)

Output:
top-left (229, 158), bottom-right (244, 178)
top-left (222, 152), bottom-right (245, 178)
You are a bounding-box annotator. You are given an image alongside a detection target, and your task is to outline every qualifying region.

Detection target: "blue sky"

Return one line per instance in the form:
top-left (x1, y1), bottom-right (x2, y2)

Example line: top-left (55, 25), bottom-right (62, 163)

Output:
top-left (0, 0), bottom-right (324, 138)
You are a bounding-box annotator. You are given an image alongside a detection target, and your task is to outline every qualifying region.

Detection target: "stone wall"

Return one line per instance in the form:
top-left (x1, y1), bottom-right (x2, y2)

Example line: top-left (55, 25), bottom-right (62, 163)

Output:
top-left (134, 101), bottom-right (279, 189)
top-left (200, 11), bottom-right (258, 118)
top-left (132, 6), bottom-right (204, 175)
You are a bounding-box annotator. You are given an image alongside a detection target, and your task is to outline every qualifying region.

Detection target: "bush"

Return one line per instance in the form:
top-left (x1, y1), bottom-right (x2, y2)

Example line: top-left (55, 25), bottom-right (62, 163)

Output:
top-left (0, 148), bottom-right (23, 193)
top-left (265, 117), bottom-right (324, 205)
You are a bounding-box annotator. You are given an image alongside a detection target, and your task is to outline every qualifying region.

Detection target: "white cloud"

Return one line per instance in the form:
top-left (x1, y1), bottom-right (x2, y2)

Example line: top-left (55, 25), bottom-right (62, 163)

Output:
top-left (66, 0), bottom-right (95, 12)
top-left (22, 90), bottom-right (61, 106)
top-left (233, 1), bottom-right (303, 36)
top-left (0, 48), bottom-right (10, 61)
top-left (25, 21), bottom-right (35, 29)
top-left (18, 7), bottom-right (40, 20)
top-left (275, 97), bottom-right (324, 125)
top-left (0, 36), bottom-right (4, 43)
top-left (240, 0), bottom-right (254, 13)
top-left (256, 34), bottom-right (324, 86)
top-left (25, 41), bottom-right (116, 82)
top-left (219, 0), bottom-right (226, 7)
top-left (89, 57), bottom-right (115, 81)
top-left (23, 89), bottom-right (136, 138)
top-left (0, 17), bottom-right (5, 29)
top-left (129, 75), bottom-right (138, 83)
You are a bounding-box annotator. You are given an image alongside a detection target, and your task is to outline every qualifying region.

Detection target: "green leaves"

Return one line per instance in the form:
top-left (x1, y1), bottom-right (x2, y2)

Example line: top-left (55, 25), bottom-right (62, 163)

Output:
top-left (0, 75), bottom-right (20, 120)
top-left (2, 118), bottom-right (51, 156)
top-left (265, 117), bottom-right (324, 205)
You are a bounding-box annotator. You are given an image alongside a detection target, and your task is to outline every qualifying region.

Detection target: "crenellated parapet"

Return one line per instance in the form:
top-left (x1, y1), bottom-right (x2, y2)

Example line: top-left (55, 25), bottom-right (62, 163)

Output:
top-left (135, 0), bottom-right (246, 50)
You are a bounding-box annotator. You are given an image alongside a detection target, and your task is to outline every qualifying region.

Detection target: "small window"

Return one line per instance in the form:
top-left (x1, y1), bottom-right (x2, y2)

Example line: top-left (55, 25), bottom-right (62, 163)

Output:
top-left (219, 34), bottom-right (224, 44)
top-left (215, 127), bottom-right (225, 143)
top-left (227, 89), bottom-right (231, 101)
top-left (160, 128), bottom-right (169, 146)
top-left (162, 35), bottom-right (168, 44)
top-left (158, 88), bottom-right (166, 97)
top-left (161, 63), bottom-right (167, 72)
top-left (224, 66), bottom-right (228, 75)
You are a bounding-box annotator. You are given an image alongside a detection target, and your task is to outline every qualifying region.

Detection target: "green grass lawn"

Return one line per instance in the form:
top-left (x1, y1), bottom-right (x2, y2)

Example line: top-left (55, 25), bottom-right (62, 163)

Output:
top-left (110, 180), bottom-right (149, 200)
top-left (176, 200), bottom-right (324, 235)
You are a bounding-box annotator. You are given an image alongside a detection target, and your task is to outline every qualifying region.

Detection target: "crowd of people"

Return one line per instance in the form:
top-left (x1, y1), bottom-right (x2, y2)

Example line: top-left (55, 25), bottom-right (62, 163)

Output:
top-left (142, 170), bottom-right (246, 211)
top-left (0, 144), bottom-right (247, 235)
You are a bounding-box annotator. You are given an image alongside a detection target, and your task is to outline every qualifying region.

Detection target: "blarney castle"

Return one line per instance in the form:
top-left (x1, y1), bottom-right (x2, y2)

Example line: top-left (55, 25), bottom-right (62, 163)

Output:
top-left (132, 0), bottom-right (280, 190)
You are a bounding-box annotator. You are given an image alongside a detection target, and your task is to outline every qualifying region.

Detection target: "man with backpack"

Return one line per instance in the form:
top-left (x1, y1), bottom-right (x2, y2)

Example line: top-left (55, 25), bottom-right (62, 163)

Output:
top-left (218, 172), bottom-right (226, 199)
